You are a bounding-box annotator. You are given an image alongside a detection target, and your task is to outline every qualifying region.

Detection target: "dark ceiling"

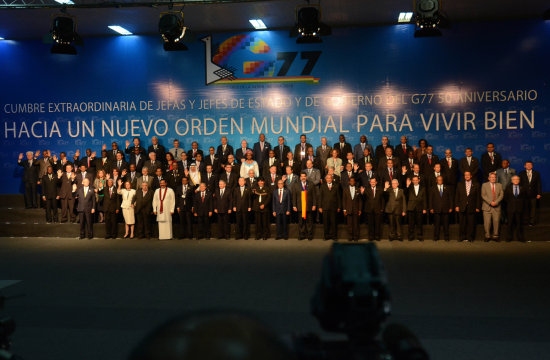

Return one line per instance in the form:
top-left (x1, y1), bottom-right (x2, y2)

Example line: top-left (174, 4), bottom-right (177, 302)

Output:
top-left (0, 0), bottom-right (548, 40)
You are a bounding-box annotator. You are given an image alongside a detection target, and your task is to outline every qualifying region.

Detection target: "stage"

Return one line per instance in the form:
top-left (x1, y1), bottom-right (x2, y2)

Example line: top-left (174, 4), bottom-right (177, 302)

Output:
top-left (1, 237), bottom-right (549, 360)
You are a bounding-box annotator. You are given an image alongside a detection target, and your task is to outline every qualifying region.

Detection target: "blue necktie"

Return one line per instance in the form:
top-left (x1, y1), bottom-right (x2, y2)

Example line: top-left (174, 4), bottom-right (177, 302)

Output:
top-left (514, 186), bottom-right (518, 197)
top-left (440, 186), bottom-right (443, 197)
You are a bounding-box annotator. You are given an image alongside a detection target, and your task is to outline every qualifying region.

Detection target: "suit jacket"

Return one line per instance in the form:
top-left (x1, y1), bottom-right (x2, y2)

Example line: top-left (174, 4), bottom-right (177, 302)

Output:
top-left (219, 171), bottom-right (238, 190)
top-left (203, 172), bottom-right (218, 193)
top-left (384, 188), bottom-right (407, 215)
top-left (440, 157), bottom-right (459, 186)
top-left (319, 182), bottom-right (341, 211)
top-left (253, 142), bottom-right (271, 168)
top-left (76, 186), bottom-right (96, 212)
top-left (75, 172), bottom-right (95, 189)
top-left (265, 173), bottom-right (282, 188)
top-left (334, 142), bottom-right (353, 160)
top-left (252, 185), bottom-right (272, 212)
top-left (518, 170), bottom-right (542, 198)
top-left (292, 181), bottom-right (317, 212)
top-left (216, 144), bottom-right (234, 162)
top-left (233, 186), bottom-right (252, 212)
top-left (304, 168), bottom-right (321, 185)
top-left (129, 153), bottom-right (146, 173)
top-left (496, 167), bottom-right (515, 190)
top-left (504, 184), bottom-right (527, 213)
top-left (107, 149), bottom-right (124, 161)
top-left (169, 147), bottom-right (185, 160)
top-left (125, 145), bottom-right (146, 156)
top-left (18, 159), bottom-right (38, 183)
top-left (455, 181), bottom-right (481, 212)
top-left (363, 186), bottom-right (385, 213)
top-left (358, 170), bottom-right (378, 188)
top-left (78, 156), bottom-right (97, 173)
top-left (111, 159), bottom-right (129, 174)
top-left (235, 147), bottom-right (252, 163)
top-left (55, 159), bottom-right (74, 173)
top-left (459, 157), bottom-right (480, 180)
top-left (420, 154), bottom-right (440, 174)
top-left (204, 154), bottom-right (220, 172)
top-left (152, 176), bottom-right (166, 191)
top-left (262, 157), bottom-right (281, 177)
top-left (36, 157), bottom-right (55, 178)
top-left (274, 144), bottom-right (291, 165)
top-left (95, 157), bottom-right (112, 174)
top-left (481, 182), bottom-right (504, 210)
top-left (481, 152), bottom-right (502, 176)
top-left (147, 144), bottom-right (166, 163)
top-left (358, 154), bottom-right (377, 170)
top-left (394, 144), bottom-right (413, 162)
top-left (193, 190), bottom-right (212, 215)
top-left (314, 145), bottom-right (332, 167)
top-left (283, 173), bottom-right (299, 195)
top-left (41, 174), bottom-right (59, 199)
top-left (101, 186), bottom-right (121, 213)
top-left (134, 189), bottom-right (153, 214)
top-left (136, 175), bottom-right (154, 190)
top-left (342, 185), bottom-right (362, 214)
top-left (353, 142), bottom-right (375, 162)
top-left (176, 185), bottom-right (194, 212)
top-left (272, 187), bottom-right (292, 215)
top-left (283, 159), bottom-right (302, 175)
top-left (213, 187), bottom-right (232, 213)
top-left (166, 170), bottom-right (183, 189)
top-left (187, 149), bottom-right (204, 162)
top-left (375, 144), bottom-right (394, 159)
top-left (340, 170), bottom-right (358, 188)
top-left (301, 156), bottom-right (322, 171)
top-left (294, 142), bottom-right (313, 162)
top-left (377, 156), bottom-right (401, 173)
top-left (403, 157), bottom-right (418, 172)
top-left (429, 184), bottom-right (453, 213)
top-left (143, 160), bottom-right (164, 175)
top-left (58, 172), bottom-right (76, 199)
top-left (379, 167), bottom-right (400, 186)
top-left (245, 177), bottom-right (257, 189)
top-left (406, 185), bottom-right (428, 211)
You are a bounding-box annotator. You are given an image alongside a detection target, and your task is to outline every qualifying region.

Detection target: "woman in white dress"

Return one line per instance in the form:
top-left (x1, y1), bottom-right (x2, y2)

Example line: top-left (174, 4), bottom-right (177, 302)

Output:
top-left (117, 180), bottom-right (136, 239)
top-left (326, 149), bottom-right (343, 177)
top-left (240, 150), bottom-right (259, 178)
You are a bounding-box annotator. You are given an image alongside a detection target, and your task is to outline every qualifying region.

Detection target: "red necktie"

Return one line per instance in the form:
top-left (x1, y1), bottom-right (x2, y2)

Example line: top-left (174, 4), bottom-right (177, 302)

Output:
top-left (389, 169), bottom-right (393, 180)
top-left (279, 189), bottom-right (282, 202)
top-left (201, 192), bottom-right (205, 202)
top-left (492, 184), bottom-right (495, 201)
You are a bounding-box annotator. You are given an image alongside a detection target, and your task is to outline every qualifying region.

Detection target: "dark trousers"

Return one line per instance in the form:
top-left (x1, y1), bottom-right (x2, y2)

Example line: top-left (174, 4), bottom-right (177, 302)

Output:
top-left (135, 211), bottom-right (151, 238)
top-left (346, 213), bottom-right (360, 241)
top-left (366, 211), bottom-right (382, 240)
top-left (196, 215), bottom-right (211, 239)
top-left (217, 213), bottom-right (231, 238)
top-left (255, 211), bottom-right (270, 239)
top-left (178, 210), bottom-right (193, 239)
top-left (525, 198), bottom-right (537, 224)
top-left (79, 211), bottom-right (93, 238)
top-left (459, 211), bottom-right (476, 241)
top-left (275, 213), bottom-right (289, 239)
top-left (407, 210), bottom-right (424, 239)
top-left (44, 198), bottom-right (58, 222)
top-left (433, 212), bottom-right (450, 240)
top-left (298, 211), bottom-right (314, 239)
top-left (24, 181), bottom-right (37, 208)
top-left (387, 213), bottom-right (402, 239)
top-left (61, 198), bottom-right (76, 222)
top-left (322, 210), bottom-right (337, 240)
top-left (104, 211), bottom-right (118, 238)
top-left (507, 210), bottom-right (524, 241)
top-left (235, 211), bottom-right (250, 239)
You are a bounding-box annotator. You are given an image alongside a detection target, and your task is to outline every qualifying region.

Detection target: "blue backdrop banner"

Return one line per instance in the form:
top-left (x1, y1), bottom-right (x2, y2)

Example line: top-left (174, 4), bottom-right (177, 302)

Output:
top-left (1, 20), bottom-right (549, 193)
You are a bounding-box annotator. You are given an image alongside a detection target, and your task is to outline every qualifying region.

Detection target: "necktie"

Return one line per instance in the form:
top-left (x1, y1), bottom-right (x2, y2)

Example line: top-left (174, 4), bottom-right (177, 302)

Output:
top-left (109, 188), bottom-right (112, 197)
top-left (403, 144), bottom-right (406, 152)
top-left (467, 157), bottom-right (471, 166)
top-left (436, 172), bottom-right (439, 177)
top-left (389, 169), bottom-right (393, 180)
top-left (348, 172), bottom-right (351, 178)
top-left (175, 149), bottom-right (178, 158)
top-left (223, 145), bottom-right (226, 153)
top-left (514, 185), bottom-right (518, 197)
top-left (372, 187), bottom-right (376, 197)
top-left (49, 174), bottom-right (52, 180)
top-left (328, 183), bottom-right (332, 190)
top-left (279, 189), bottom-right (282, 203)
top-left (448, 158), bottom-right (452, 167)
top-left (241, 187), bottom-right (244, 196)
top-left (394, 189), bottom-right (398, 197)
top-left (221, 189), bottom-right (224, 197)
top-left (208, 173), bottom-right (211, 180)
top-left (272, 174), bottom-right (275, 182)
top-left (351, 187), bottom-right (354, 199)
top-left (144, 176), bottom-right (148, 182)
top-left (84, 188), bottom-right (88, 197)
top-left (439, 185), bottom-right (443, 197)
top-left (504, 169), bottom-right (508, 174)
top-left (260, 142), bottom-right (264, 151)
top-left (368, 171), bottom-right (372, 177)
top-left (308, 169), bottom-right (312, 175)
top-left (280, 146), bottom-right (283, 158)
top-left (201, 192), bottom-right (205, 202)
top-left (466, 182), bottom-right (471, 196)
top-left (492, 183), bottom-right (495, 201)
top-left (118, 161), bottom-right (121, 168)
top-left (113, 150), bottom-right (116, 156)
top-left (87, 157), bottom-right (90, 167)
top-left (428, 155), bottom-right (432, 165)
top-left (528, 171), bottom-right (532, 182)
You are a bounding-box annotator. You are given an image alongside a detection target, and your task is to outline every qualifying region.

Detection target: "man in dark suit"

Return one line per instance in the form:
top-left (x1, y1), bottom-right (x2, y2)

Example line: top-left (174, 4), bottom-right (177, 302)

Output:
top-left (54, 152), bottom-right (74, 173)
top-left (403, 150), bottom-right (417, 172)
top-left (204, 147), bottom-right (220, 173)
top-left (18, 151), bottom-right (39, 208)
top-left (405, 176), bottom-right (427, 241)
top-left (384, 179), bottom-right (407, 241)
top-left (292, 172), bottom-right (317, 240)
top-left (144, 152), bottom-right (163, 175)
top-left (58, 164), bottom-right (77, 223)
top-left (459, 148), bottom-right (480, 182)
top-left (272, 179), bottom-right (292, 240)
top-left (78, 149), bottom-right (97, 175)
top-left (342, 177), bottom-right (362, 241)
top-left (213, 179), bottom-right (232, 239)
top-left (176, 177), bottom-right (194, 239)
top-left (136, 167), bottom-right (153, 190)
top-left (41, 166), bottom-right (59, 223)
top-left (187, 141), bottom-right (203, 162)
top-left (220, 164), bottom-right (238, 190)
top-left (253, 133), bottom-right (271, 169)
top-left (76, 178), bottom-right (96, 239)
top-left (294, 134), bottom-right (313, 163)
top-left (177, 152), bottom-right (191, 173)
top-left (233, 177), bottom-right (252, 240)
top-left (166, 162), bottom-right (183, 189)
top-left (334, 134), bottom-right (352, 161)
top-left (394, 135), bottom-right (413, 163)
top-left (262, 150), bottom-right (280, 177)
top-left (193, 153), bottom-right (206, 174)
top-left (95, 150), bottom-right (112, 175)
top-left (362, 178), bottom-right (385, 241)
top-left (377, 147), bottom-right (401, 173)
top-left (75, 164), bottom-right (95, 189)
top-left (419, 145), bottom-right (439, 175)
top-left (480, 143), bottom-right (502, 177)
top-left (379, 159), bottom-right (399, 186)
top-left (151, 168), bottom-right (165, 191)
top-left (455, 171), bottom-right (481, 242)
top-left (357, 148), bottom-right (376, 171)
top-left (504, 176), bottom-right (527, 242)
top-left (125, 137), bottom-right (146, 157)
top-left (301, 147), bottom-right (322, 171)
top-left (112, 152), bottom-right (129, 175)
top-left (353, 135), bottom-right (375, 163)
top-left (129, 146), bottom-right (146, 173)
top-left (235, 140), bottom-right (252, 164)
top-left (318, 174), bottom-right (341, 241)
top-left (340, 162), bottom-right (357, 188)
top-left (429, 175), bottom-right (453, 241)
top-left (134, 182), bottom-right (153, 239)
top-left (283, 152), bottom-right (301, 175)
top-left (252, 178), bottom-right (271, 240)
top-left (216, 136), bottom-right (234, 164)
top-left (193, 182), bottom-right (213, 240)
top-left (358, 162), bottom-right (377, 188)
top-left (265, 165), bottom-right (282, 189)
top-left (518, 161), bottom-right (542, 226)
top-left (440, 149), bottom-right (459, 195)
top-left (106, 142), bottom-right (124, 162)
top-left (375, 136), bottom-right (393, 159)
top-left (100, 178), bottom-right (120, 239)
top-left (203, 165), bottom-right (218, 193)
top-left (274, 136), bottom-right (291, 170)
top-left (147, 136), bottom-right (166, 163)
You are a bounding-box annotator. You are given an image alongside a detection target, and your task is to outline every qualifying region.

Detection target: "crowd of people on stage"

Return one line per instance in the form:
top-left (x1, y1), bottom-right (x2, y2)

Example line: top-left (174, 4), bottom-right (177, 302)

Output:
top-left (17, 133), bottom-right (543, 242)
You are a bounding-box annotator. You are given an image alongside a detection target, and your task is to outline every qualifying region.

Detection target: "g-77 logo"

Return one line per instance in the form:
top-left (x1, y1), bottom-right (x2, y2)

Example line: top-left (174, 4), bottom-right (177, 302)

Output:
top-left (202, 34), bottom-right (321, 85)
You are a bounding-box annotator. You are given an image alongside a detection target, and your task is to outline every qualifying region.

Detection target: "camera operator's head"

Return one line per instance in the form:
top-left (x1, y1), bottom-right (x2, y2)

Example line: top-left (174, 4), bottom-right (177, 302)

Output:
top-left (128, 311), bottom-right (293, 360)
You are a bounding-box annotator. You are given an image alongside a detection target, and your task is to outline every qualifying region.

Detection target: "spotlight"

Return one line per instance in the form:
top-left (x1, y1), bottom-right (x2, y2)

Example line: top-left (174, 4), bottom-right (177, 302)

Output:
top-left (159, 11), bottom-right (188, 51)
top-left (413, 0), bottom-right (442, 37)
top-left (49, 14), bottom-right (81, 54)
top-left (290, 5), bottom-right (331, 44)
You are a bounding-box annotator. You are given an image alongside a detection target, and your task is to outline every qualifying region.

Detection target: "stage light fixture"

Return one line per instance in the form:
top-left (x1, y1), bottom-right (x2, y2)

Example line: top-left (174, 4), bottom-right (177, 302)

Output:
top-left (108, 25), bottom-right (132, 35)
top-left (0, 37), bottom-right (4, 40)
top-left (54, 0), bottom-right (74, 4)
top-left (159, 11), bottom-right (188, 51)
top-left (290, 5), bottom-right (331, 44)
top-left (50, 14), bottom-right (81, 55)
top-left (413, 0), bottom-right (443, 37)
top-left (249, 19), bottom-right (267, 30)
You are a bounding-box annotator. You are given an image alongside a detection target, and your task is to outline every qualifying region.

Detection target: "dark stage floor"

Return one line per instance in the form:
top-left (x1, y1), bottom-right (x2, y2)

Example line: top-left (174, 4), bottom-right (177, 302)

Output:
top-left (1, 237), bottom-right (550, 360)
